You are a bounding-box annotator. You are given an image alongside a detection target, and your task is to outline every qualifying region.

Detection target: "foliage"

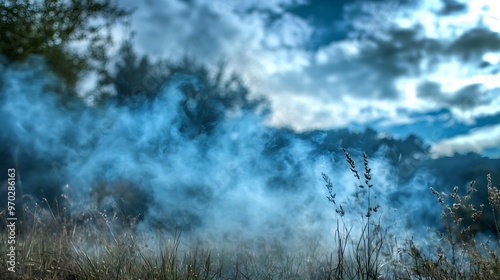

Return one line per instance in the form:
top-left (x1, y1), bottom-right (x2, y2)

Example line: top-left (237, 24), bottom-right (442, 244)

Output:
top-left (108, 41), bottom-right (271, 137)
top-left (0, 0), bottom-right (128, 92)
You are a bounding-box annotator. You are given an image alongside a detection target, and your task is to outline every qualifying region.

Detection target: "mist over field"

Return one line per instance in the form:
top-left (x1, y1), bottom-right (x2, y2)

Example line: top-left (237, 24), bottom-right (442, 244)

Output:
top-left (0, 55), bottom-right (497, 249)
top-left (1, 1), bottom-right (500, 278)
top-left (0, 58), bottom-right (400, 244)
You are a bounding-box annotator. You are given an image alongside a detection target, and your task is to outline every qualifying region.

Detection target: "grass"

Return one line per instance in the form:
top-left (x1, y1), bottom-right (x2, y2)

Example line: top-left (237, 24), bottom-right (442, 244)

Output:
top-left (322, 149), bottom-right (384, 279)
top-left (404, 173), bottom-right (500, 279)
top-left (1, 151), bottom-right (499, 279)
top-left (0, 197), bottom-right (335, 279)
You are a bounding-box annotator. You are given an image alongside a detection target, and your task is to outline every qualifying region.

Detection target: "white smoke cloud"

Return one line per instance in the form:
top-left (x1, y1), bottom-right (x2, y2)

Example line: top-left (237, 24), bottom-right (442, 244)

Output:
top-left (1, 57), bottom-right (444, 252)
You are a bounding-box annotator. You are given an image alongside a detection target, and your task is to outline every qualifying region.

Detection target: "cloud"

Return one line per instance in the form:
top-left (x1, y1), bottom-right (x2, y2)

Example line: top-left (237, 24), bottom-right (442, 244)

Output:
top-left (114, 0), bottom-right (312, 77)
top-left (431, 124), bottom-right (500, 157)
top-left (114, 0), bottom-right (500, 145)
top-left (448, 28), bottom-right (500, 61)
top-left (261, 0), bottom-right (500, 130)
top-left (117, 0), bottom-right (242, 63)
top-left (439, 0), bottom-right (468, 15)
top-left (416, 81), bottom-right (492, 110)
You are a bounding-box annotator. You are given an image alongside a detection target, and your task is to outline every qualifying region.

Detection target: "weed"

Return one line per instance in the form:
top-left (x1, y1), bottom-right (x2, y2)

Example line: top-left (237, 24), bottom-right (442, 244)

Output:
top-left (321, 148), bottom-right (384, 279)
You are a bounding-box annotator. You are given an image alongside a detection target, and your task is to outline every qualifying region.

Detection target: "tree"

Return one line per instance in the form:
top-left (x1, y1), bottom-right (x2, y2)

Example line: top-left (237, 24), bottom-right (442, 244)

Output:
top-left (109, 40), bottom-right (168, 104)
top-left (0, 0), bottom-right (128, 93)
top-left (109, 42), bottom-right (271, 137)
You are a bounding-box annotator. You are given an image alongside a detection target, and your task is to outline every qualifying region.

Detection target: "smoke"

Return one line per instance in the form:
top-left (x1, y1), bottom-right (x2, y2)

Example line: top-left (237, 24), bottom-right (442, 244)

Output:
top-left (1, 56), bottom-right (443, 252)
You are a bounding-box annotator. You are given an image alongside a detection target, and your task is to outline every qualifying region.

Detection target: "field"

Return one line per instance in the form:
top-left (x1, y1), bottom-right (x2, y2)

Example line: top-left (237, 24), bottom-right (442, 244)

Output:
top-left (1, 152), bottom-right (499, 280)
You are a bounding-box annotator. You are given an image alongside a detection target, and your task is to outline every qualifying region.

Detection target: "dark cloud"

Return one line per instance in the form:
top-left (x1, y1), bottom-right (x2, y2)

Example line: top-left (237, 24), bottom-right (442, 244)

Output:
top-left (276, 27), bottom-right (442, 101)
top-left (416, 81), bottom-right (442, 99)
top-left (285, 0), bottom-right (352, 49)
top-left (417, 81), bottom-right (486, 110)
top-left (448, 28), bottom-right (500, 62)
top-left (439, 0), bottom-right (468, 16)
top-left (448, 84), bottom-right (483, 109)
top-left (276, 10), bottom-right (498, 107)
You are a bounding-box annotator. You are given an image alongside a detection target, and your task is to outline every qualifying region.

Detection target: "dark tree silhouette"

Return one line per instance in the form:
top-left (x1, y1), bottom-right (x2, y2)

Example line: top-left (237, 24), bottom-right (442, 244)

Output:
top-left (0, 0), bottom-right (128, 93)
top-left (110, 42), bottom-right (271, 137)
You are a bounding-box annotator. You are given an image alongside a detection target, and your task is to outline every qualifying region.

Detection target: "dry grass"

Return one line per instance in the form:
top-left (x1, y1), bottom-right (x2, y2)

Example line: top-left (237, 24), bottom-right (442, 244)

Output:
top-left (323, 149), bottom-right (500, 279)
top-left (0, 197), bottom-right (334, 279)
top-left (403, 173), bottom-right (500, 280)
top-left (321, 148), bottom-right (385, 279)
top-left (0, 153), bottom-right (499, 279)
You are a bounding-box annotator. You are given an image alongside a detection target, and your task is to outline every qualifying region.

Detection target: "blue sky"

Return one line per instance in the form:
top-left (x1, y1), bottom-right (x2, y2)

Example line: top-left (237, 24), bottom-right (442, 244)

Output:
top-left (110, 0), bottom-right (500, 158)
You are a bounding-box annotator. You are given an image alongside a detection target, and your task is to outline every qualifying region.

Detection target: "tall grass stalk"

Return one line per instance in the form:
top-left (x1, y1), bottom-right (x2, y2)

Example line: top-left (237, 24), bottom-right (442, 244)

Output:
top-left (322, 148), bottom-right (383, 279)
